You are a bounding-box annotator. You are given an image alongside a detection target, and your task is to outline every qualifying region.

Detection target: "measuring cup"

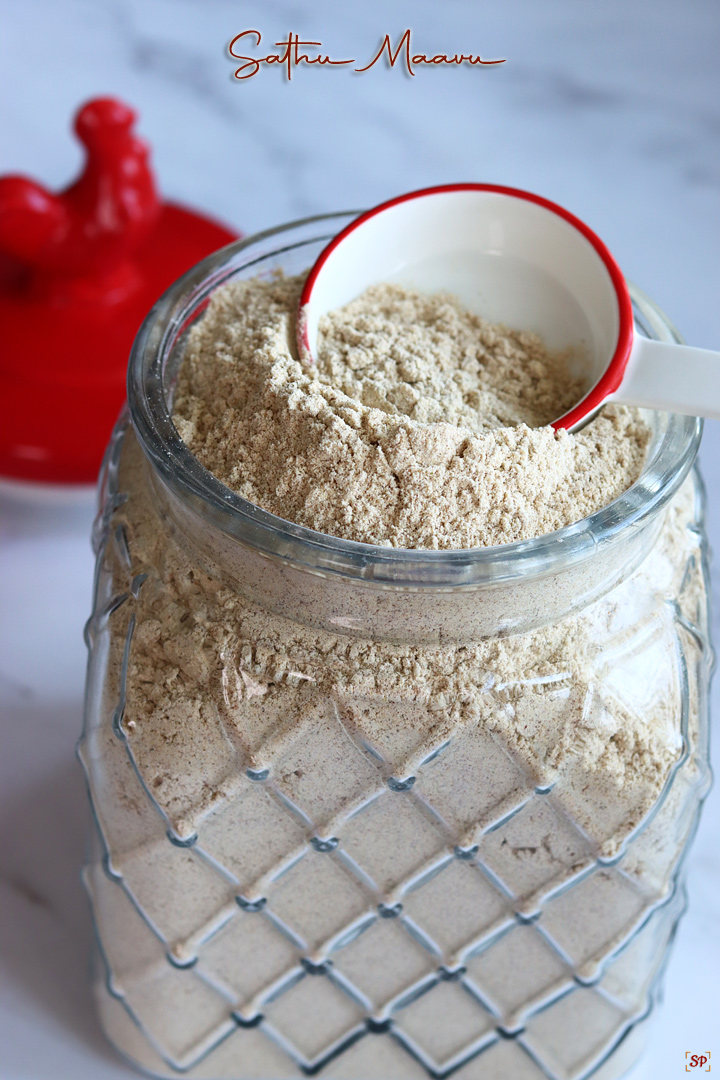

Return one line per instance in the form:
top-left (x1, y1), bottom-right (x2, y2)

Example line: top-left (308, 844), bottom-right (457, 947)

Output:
top-left (298, 183), bottom-right (720, 430)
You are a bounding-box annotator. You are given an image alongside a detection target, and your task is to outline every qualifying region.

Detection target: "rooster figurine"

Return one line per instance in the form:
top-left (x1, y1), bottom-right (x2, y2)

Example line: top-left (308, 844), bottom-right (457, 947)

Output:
top-left (0, 96), bottom-right (237, 487)
top-left (0, 98), bottom-right (159, 299)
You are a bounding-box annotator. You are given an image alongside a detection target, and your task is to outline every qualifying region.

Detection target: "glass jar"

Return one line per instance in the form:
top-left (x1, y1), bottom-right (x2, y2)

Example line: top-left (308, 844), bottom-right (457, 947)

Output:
top-left (79, 215), bottom-right (713, 1080)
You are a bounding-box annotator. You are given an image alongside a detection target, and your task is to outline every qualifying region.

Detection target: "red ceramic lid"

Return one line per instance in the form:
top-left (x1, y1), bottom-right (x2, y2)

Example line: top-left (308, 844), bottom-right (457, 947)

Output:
top-left (0, 97), bottom-right (238, 485)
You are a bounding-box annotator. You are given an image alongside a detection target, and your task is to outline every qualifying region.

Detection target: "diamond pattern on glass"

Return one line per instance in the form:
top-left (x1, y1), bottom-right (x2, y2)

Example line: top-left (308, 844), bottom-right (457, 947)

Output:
top-left (85, 857), bottom-right (167, 980)
top-left (271, 701), bottom-right (385, 831)
top-left (548, 686), bottom-right (683, 859)
top-left (403, 860), bottom-right (510, 959)
top-left (465, 924), bottom-right (572, 1027)
top-left (125, 690), bottom-right (242, 834)
top-left (179, 1024), bottom-right (300, 1079)
top-left (618, 768), bottom-right (700, 897)
top-left (539, 869), bottom-right (650, 974)
top-left (81, 715), bottom-right (168, 861)
top-left (217, 669), bottom-right (310, 760)
top-left (197, 783), bottom-right (308, 891)
top-left (341, 793), bottom-right (448, 895)
top-left (328, 1028), bottom-right (430, 1079)
top-left (597, 882), bottom-right (683, 1011)
top-left (480, 798), bottom-right (594, 908)
top-left (332, 917), bottom-right (438, 1010)
top-left (121, 964), bottom-right (233, 1062)
top-left (268, 850), bottom-right (372, 952)
top-left (414, 727), bottom-right (531, 843)
top-left (195, 910), bottom-right (300, 1007)
top-left (337, 697), bottom-right (438, 774)
top-left (452, 1037), bottom-right (550, 1080)
top-left (81, 431), bottom-right (711, 1079)
top-left (112, 837), bottom-right (235, 949)
top-left (504, 685), bottom-right (584, 790)
top-left (522, 986), bottom-right (628, 1079)
top-left (393, 980), bottom-right (495, 1069)
top-left (263, 975), bottom-right (364, 1062)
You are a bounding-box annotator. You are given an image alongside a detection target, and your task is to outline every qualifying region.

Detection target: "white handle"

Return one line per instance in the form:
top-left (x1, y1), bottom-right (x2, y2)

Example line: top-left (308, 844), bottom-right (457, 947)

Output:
top-left (610, 336), bottom-right (720, 419)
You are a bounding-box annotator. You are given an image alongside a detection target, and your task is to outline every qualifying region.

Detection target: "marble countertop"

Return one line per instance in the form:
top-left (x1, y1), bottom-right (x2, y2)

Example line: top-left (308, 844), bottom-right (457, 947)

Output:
top-left (1, 2), bottom-right (718, 1078)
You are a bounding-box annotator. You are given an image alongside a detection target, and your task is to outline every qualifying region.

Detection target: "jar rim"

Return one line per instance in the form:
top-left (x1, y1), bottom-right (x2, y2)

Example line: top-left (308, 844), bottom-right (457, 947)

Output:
top-left (128, 211), bottom-right (702, 590)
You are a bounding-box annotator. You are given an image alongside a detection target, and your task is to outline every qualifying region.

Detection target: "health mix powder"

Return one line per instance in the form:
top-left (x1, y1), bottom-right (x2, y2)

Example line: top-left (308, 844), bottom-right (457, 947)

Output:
top-left (129, 272), bottom-right (679, 859)
top-left (82, 271), bottom-right (708, 1079)
top-left (172, 276), bottom-right (650, 549)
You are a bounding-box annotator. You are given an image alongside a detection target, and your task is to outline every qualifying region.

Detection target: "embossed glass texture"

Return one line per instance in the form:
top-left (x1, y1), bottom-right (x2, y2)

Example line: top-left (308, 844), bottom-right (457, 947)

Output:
top-left (79, 217), bottom-right (713, 1080)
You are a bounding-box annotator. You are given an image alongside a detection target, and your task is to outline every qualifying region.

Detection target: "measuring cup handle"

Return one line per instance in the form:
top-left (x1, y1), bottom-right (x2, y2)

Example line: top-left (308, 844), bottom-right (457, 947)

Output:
top-left (609, 335), bottom-right (720, 419)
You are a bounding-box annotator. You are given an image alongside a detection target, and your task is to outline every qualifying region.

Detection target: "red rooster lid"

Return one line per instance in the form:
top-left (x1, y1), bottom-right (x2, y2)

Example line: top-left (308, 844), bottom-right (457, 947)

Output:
top-left (0, 97), bottom-right (238, 487)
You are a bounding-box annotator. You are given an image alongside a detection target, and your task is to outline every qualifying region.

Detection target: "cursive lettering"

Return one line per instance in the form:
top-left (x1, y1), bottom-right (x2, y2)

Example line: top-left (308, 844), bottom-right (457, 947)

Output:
top-left (228, 28), bottom-right (505, 81)
top-left (357, 29), bottom-right (506, 75)
top-left (229, 30), bottom-right (355, 81)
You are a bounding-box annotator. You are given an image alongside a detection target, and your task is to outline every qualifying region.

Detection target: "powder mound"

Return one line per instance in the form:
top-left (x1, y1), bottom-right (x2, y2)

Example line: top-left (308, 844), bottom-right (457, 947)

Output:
top-left (173, 275), bottom-right (651, 549)
top-left (315, 282), bottom-right (585, 430)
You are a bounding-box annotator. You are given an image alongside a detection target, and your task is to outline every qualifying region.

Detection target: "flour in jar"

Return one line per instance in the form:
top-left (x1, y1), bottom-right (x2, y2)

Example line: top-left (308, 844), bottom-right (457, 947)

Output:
top-left (82, 271), bottom-right (704, 1080)
top-left (172, 276), bottom-right (651, 549)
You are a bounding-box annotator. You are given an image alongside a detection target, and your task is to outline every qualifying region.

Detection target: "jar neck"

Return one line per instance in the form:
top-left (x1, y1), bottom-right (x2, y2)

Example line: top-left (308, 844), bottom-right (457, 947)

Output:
top-left (144, 445), bottom-right (668, 645)
top-left (126, 218), bottom-right (701, 645)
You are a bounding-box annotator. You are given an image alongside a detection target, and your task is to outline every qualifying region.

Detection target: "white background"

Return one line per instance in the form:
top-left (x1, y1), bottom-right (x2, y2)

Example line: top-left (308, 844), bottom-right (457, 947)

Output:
top-left (0, 2), bottom-right (718, 1078)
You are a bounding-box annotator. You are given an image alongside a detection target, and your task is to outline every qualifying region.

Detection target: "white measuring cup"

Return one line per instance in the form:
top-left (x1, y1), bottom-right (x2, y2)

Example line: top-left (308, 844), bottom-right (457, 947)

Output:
top-left (298, 184), bottom-right (720, 430)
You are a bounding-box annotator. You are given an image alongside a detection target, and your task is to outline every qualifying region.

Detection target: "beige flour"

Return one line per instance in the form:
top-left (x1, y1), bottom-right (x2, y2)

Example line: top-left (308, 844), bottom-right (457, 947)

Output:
top-left (80, 425), bottom-right (707, 1079)
top-left (80, 276), bottom-right (708, 1079)
top-left (172, 277), bottom-right (650, 549)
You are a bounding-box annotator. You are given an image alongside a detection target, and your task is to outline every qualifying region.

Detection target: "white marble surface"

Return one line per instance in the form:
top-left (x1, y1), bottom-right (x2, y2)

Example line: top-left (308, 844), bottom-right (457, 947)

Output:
top-left (1, 2), bottom-right (719, 1078)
